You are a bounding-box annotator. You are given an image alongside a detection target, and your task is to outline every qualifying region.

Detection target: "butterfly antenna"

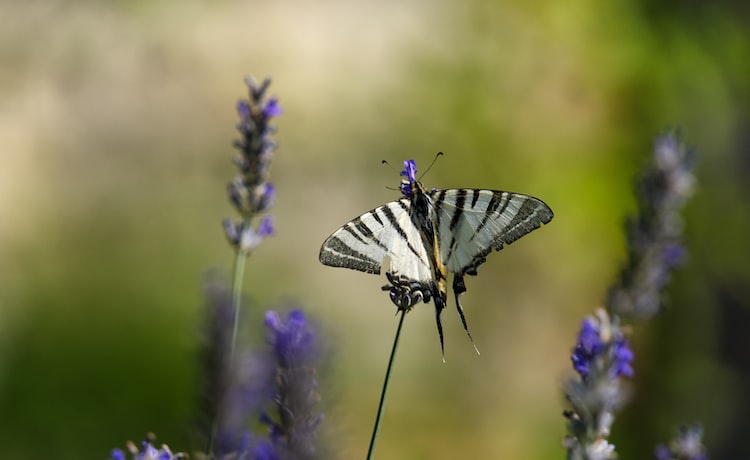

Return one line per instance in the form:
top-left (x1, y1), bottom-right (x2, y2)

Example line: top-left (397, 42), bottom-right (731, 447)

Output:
top-left (434, 295), bottom-right (447, 363)
top-left (418, 151), bottom-right (444, 181)
top-left (453, 275), bottom-right (480, 355)
top-left (380, 160), bottom-right (402, 192)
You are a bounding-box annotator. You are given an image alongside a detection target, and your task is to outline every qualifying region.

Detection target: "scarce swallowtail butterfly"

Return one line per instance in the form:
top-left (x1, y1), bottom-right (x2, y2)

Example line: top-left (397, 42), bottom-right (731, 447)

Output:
top-left (319, 158), bottom-right (553, 356)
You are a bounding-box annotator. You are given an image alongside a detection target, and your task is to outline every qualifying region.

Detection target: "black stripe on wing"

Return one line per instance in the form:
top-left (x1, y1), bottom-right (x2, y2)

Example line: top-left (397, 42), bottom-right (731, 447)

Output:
top-left (466, 192), bottom-right (553, 274)
top-left (319, 200), bottom-right (430, 276)
top-left (319, 235), bottom-right (382, 273)
top-left (382, 201), bottom-right (425, 262)
top-left (432, 189), bottom-right (553, 275)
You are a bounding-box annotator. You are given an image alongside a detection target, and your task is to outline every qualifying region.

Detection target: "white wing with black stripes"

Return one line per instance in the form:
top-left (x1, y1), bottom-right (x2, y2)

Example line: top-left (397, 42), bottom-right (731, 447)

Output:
top-left (319, 159), bottom-right (553, 357)
top-left (431, 188), bottom-right (553, 275)
top-left (318, 199), bottom-right (433, 284)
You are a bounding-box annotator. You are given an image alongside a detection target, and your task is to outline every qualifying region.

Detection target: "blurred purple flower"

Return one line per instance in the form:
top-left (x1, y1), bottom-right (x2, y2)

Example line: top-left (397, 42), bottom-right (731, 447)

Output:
top-left (258, 215), bottom-right (275, 237)
top-left (263, 98), bottom-right (283, 118)
top-left (654, 424), bottom-right (709, 460)
top-left (261, 309), bottom-right (324, 459)
top-left (607, 132), bottom-right (695, 319)
top-left (237, 100), bottom-right (251, 120)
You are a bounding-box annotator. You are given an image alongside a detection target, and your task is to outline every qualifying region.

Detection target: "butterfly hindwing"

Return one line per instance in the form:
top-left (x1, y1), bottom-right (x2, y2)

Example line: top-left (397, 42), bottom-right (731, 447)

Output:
top-left (432, 189), bottom-right (554, 275)
top-left (319, 200), bottom-right (433, 283)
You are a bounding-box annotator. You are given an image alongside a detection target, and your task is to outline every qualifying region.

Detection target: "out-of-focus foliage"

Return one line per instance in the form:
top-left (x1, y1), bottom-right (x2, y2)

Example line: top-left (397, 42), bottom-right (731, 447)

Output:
top-left (0, 0), bottom-right (748, 459)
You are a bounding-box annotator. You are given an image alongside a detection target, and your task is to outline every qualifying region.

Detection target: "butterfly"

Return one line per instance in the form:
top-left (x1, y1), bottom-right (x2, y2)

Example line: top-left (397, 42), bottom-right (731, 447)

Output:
top-left (319, 158), bottom-right (553, 357)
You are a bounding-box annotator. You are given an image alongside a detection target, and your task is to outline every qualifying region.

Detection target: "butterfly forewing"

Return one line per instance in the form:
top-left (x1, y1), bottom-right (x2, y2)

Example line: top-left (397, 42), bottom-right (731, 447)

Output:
top-left (432, 189), bottom-right (553, 275)
top-left (319, 200), bottom-right (433, 283)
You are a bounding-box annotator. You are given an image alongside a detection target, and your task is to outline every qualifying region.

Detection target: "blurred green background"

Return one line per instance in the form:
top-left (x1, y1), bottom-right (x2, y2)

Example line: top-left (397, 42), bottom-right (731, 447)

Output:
top-left (1, 0), bottom-right (749, 458)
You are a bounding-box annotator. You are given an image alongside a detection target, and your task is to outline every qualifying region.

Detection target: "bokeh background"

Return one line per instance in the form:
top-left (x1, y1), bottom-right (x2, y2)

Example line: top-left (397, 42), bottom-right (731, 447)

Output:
top-left (1, 0), bottom-right (749, 459)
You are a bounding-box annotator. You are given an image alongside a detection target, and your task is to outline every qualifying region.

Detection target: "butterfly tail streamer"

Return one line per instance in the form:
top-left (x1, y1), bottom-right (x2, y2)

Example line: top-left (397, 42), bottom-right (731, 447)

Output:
top-left (433, 293), bottom-right (448, 362)
top-left (453, 275), bottom-right (480, 355)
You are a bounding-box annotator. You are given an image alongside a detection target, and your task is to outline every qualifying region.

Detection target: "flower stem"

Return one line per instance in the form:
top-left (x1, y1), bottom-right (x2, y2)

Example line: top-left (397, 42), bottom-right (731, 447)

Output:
top-left (366, 308), bottom-right (407, 460)
top-left (206, 245), bottom-right (247, 456)
top-left (230, 245), bottom-right (248, 363)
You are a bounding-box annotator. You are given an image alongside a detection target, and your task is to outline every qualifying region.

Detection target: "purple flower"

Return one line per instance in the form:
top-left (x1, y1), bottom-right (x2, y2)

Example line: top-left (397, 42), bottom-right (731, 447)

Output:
top-left (255, 182), bottom-right (276, 213)
top-left (265, 309), bottom-right (315, 367)
top-left (571, 318), bottom-right (604, 377)
top-left (237, 100), bottom-right (251, 120)
top-left (223, 218), bottom-right (275, 252)
top-left (263, 97), bottom-right (283, 118)
top-left (400, 159), bottom-right (417, 182)
top-left (564, 310), bottom-right (633, 460)
top-left (399, 159), bottom-right (417, 197)
top-left (262, 309), bottom-right (323, 458)
top-left (612, 337), bottom-right (634, 377)
top-left (570, 314), bottom-right (633, 380)
top-left (663, 242), bottom-right (686, 268)
top-left (258, 215), bottom-right (275, 237)
top-left (607, 132), bottom-right (695, 319)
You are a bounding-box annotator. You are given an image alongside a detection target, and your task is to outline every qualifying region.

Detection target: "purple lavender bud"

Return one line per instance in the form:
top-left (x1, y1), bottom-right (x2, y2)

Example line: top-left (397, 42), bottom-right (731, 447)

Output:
top-left (237, 100), bottom-right (251, 120)
top-left (263, 98), bottom-right (283, 118)
top-left (398, 182), bottom-right (411, 198)
top-left (400, 159), bottom-right (417, 182)
top-left (110, 449), bottom-right (125, 460)
top-left (663, 242), bottom-right (686, 268)
top-left (612, 337), bottom-right (634, 377)
top-left (258, 216), bottom-right (275, 237)
top-left (255, 182), bottom-right (275, 212)
top-left (571, 318), bottom-right (604, 378)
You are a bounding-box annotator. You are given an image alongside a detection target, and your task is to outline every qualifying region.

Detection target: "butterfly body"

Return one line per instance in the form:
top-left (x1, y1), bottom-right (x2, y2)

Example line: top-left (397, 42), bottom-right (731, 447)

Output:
top-left (319, 160), bottom-right (553, 356)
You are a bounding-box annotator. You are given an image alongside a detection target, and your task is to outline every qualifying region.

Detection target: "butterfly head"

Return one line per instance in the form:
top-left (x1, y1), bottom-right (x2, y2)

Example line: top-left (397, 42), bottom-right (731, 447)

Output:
top-left (399, 159), bottom-right (418, 198)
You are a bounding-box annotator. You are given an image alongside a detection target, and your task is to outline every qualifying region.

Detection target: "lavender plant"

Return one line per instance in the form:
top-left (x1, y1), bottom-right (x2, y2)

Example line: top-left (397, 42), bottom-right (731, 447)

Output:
top-left (111, 77), bottom-right (323, 460)
top-left (563, 132), bottom-right (701, 459)
top-left (206, 77), bottom-right (324, 459)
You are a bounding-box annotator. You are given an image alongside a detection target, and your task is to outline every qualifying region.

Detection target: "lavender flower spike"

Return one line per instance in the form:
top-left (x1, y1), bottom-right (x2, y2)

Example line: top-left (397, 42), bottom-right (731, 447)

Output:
top-left (224, 76), bottom-right (282, 254)
top-left (260, 309), bottom-right (324, 459)
top-left (607, 132), bottom-right (695, 319)
top-left (564, 309), bottom-right (633, 460)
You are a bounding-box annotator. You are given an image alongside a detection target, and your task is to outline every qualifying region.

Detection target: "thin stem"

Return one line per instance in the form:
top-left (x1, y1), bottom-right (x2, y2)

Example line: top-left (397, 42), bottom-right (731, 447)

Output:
top-left (230, 247), bottom-right (248, 363)
top-left (366, 309), bottom-right (407, 460)
top-left (207, 247), bottom-right (247, 457)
